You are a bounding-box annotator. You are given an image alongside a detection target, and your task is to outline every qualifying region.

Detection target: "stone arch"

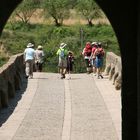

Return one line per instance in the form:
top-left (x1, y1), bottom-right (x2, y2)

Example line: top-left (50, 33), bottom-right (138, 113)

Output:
top-left (0, 0), bottom-right (137, 140)
top-left (0, 92), bottom-right (2, 109)
top-left (0, 89), bottom-right (9, 108)
top-left (8, 81), bottom-right (15, 98)
top-left (14, 71), bottom-right (22, 90)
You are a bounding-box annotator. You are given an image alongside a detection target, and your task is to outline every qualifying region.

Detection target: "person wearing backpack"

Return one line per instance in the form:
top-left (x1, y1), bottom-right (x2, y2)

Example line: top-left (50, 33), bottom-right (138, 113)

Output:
top-left (82, 42), bottom-right (92, 73)
top-left (56, 43), bottom-right (68, 79)
top-left (94, 42), bottom-right (105, 79)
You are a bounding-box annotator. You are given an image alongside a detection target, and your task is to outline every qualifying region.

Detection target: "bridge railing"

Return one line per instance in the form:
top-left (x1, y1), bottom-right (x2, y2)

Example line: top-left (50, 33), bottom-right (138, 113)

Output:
top-left (104, 52), bottom-right (122, 90)
top-left (0, 52), bottom-right (121, 109)
top-left (0, 53), bottom-right (25, 108)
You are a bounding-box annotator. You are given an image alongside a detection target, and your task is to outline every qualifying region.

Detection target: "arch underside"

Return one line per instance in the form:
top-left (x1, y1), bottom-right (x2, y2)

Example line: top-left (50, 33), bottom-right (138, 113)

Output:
top-left (0, 0), bottom-right (137, 140)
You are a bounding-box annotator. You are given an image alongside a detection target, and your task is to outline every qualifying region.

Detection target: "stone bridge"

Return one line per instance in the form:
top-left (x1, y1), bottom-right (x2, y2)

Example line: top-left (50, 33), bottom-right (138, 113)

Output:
top-left (0, 0), bottom-right (140, 140)
top-left (0, 52), bottom-right (121, 109)
top-left (0, 1), bottom-right (137, 139)
top-left (0, 54), bottom-right (24, 108)
top-left (0, 52), bottom-right (121, 140)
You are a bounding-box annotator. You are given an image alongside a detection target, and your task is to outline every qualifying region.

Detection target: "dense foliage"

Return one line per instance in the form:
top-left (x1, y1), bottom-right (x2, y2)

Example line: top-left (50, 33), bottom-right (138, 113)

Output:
top-left (1, 22), bottom-right (120, 72)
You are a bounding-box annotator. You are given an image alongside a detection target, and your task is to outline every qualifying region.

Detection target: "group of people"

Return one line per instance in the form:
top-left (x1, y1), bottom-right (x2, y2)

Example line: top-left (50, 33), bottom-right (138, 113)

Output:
top-left (24, 42), bottom-right (74, 80)
top-left (24, 42), bottom-right (45, 79)
top-left (56, 41), bottom-right (105, 80)
top-left (82, 41), bottom-right (105, 79)
top-left (23, 41), bottom-right (104, 80)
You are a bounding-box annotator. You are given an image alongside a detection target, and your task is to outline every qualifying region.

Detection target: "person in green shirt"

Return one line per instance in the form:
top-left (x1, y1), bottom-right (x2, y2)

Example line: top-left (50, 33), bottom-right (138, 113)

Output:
top-left (56, 43), bottom-right (68, 79)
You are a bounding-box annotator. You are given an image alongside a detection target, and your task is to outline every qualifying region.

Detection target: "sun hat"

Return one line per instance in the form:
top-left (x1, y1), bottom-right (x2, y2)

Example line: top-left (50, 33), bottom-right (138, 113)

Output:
top-left (97, 42), bottom-right (102, 47)
top-left (60, 43), bottom-right (67, 49)
top-left (37, 45), bottom-right (43, 49)
top-left (91, 42), bottom-right (97, 45)
top-left (27, 43), bottom-right (34, 48)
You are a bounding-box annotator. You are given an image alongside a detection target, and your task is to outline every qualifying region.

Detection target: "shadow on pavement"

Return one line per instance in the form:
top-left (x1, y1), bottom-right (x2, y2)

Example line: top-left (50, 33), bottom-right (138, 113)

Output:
top-left (33, 77), bottom-right (48, 80)
top-left (66, 77), bottom-right (81, 80)
top-left (0, 78), bottom-right (28, 127)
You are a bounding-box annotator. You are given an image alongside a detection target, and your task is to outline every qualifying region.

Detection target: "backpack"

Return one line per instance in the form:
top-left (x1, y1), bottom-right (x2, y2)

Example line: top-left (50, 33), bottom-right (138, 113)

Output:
top-left (96, 48), bottom-right (104, 58)
top-left (59, 49), bottom-right (65, 59)
top-left (84, 47), bottom-right (92, 57)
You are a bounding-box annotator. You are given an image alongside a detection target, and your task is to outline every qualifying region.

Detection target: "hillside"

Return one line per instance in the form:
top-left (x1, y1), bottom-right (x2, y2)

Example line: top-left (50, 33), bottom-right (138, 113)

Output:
top-left (8, 9), bottom-right (110, 25)
top-left (0, 9), bottom-right (119, 71)
top-left (0, 23), bottom-right (119, 72)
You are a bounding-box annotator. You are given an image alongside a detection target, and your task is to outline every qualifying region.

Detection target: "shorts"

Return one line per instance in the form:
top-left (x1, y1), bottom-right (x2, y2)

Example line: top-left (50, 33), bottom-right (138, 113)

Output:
top-left (58, 59), bottom-right (67, 68)
top-left (95, 58), bottom-right (103, 68)
top-left (91, 59), bottom-right (96, 67)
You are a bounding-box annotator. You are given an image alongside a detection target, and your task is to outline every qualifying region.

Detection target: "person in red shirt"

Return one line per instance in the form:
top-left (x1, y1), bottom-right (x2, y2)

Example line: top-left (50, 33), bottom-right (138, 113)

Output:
top-left (82, 42), bottom-right (92, 73)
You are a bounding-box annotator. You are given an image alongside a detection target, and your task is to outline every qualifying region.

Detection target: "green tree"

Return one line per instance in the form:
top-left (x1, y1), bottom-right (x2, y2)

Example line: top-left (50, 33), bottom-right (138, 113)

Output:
top-left (13, 0), bottom-right (38, 24)
top-left (76, 0), bottom-right (102, 26)
top-left (68, 0), bottom-right (78, 8)
top-left (42, 0), bottom-right (70, 26)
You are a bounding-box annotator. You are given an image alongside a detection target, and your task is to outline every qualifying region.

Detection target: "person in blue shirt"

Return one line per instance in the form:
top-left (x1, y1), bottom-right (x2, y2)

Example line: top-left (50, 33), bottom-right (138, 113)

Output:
top-left (24, 42), bottom-right (35, 79)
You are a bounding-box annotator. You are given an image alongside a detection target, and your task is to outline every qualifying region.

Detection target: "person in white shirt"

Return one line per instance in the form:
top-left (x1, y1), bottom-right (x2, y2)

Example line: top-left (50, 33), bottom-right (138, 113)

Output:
top-left (35, 45), bottom-right (45, 72)
top-left (24, 43), bottom-right (35, 79)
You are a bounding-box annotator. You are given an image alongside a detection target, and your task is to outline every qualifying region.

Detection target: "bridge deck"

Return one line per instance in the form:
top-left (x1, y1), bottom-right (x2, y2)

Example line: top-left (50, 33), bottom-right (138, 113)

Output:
top-left (0, 73), bottom-right (121, 140)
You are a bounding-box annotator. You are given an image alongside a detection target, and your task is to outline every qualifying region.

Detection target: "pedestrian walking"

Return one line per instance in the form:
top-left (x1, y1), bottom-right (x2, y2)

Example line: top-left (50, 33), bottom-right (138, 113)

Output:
top-left (66, 51), bottom-right (74, 79)
top-left (90, 42), bottom-right (98, 75)
top-left (24, 42), bottom-right (35, 79)
top-left (94, 42), bottom-right (105, 79)
top-left (82, 42), bottom-right (92, 74)
top-left (56, 42), bottom-right (68, 79)
top-left (35, 45), bottom-right (45, 72)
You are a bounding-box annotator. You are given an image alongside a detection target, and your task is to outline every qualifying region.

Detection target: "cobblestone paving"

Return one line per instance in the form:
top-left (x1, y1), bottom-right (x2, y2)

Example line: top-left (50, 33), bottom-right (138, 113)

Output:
top-left (69, 74), bottom-right (119, 140)
top-left (0, 73), bottom-right (121, 140)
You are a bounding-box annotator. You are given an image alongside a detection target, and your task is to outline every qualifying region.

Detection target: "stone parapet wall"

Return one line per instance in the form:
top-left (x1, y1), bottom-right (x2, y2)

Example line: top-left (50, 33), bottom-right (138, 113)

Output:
top-left (104, 52), bottom-right (122, 90)
top-left (0, 53), bottom-right (25, 108)
top-left (0, 52), bottom-right (121, 110)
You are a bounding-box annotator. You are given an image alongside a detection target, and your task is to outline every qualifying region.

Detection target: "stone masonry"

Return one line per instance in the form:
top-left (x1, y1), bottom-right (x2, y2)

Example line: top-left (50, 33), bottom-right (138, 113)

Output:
top-left (0, 52), bottom-right (121, 110)
top-left (0, 54), bottom-right (25, 109)
top-left (104, 52), bottom-right (122, 90)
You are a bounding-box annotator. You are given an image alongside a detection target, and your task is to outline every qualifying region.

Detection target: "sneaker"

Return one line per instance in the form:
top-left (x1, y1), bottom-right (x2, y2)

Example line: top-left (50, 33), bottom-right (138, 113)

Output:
top-left (100, 75), bottom-right (103, 79)
top-left (61, 74), bottom-right (64, 79)
top-left (63, 74), bottom-right (65, 79)
top-left (29, 76), bottom-right (33, 79)
top-left (25, 75), bottom-right (29, 79)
